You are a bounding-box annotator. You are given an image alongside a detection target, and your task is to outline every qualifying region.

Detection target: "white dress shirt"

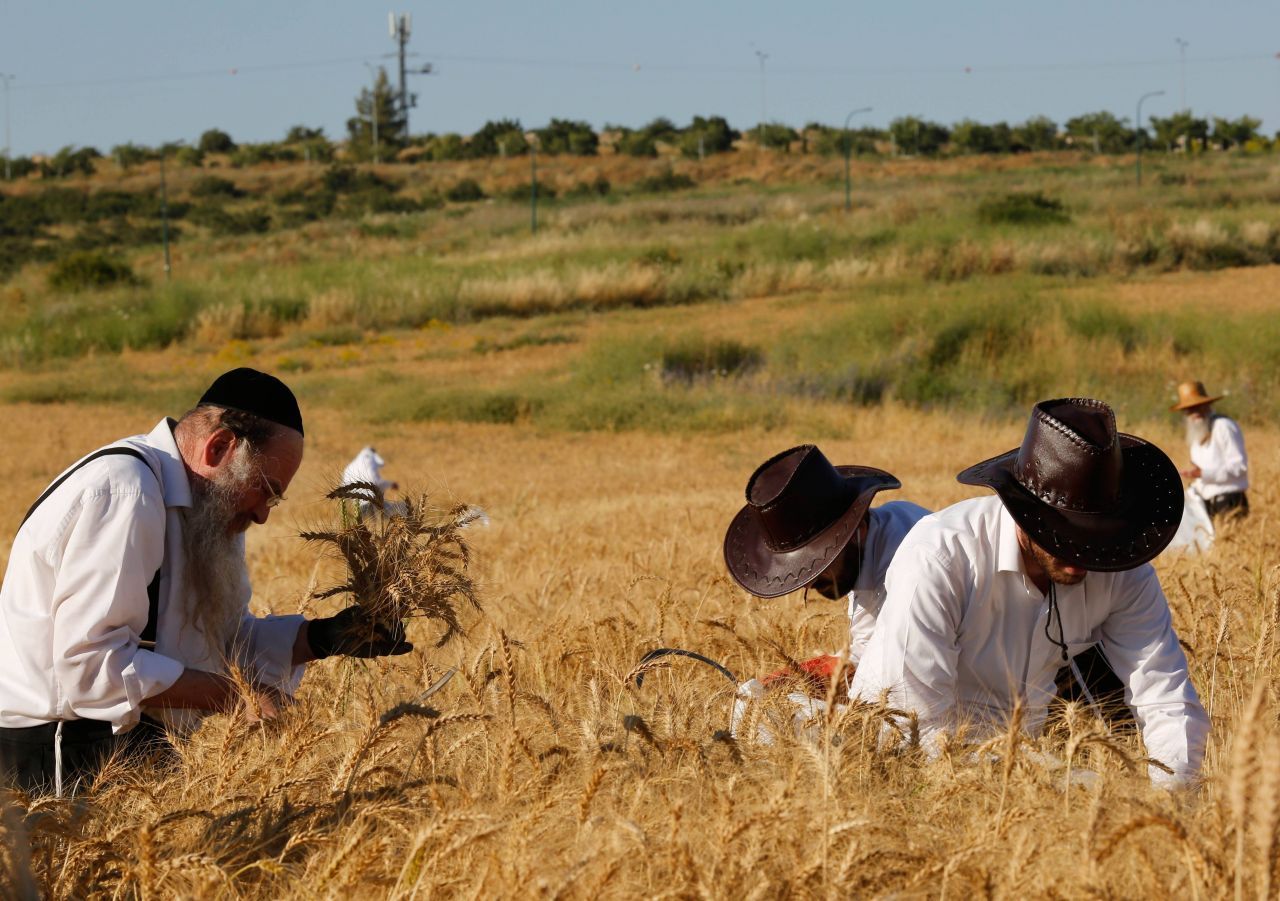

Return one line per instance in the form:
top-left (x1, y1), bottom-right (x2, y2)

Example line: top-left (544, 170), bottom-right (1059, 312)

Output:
top-left (342, 447), bottom-right (393, 498)
top-left (0, 419), bottom-right (305, 733)
top-left (1190, 414), bottom-right (1248, 500)
top-left (847, 501), bottom-right (931, 661)
top-left (850, 495), bottom-right (1209, 786)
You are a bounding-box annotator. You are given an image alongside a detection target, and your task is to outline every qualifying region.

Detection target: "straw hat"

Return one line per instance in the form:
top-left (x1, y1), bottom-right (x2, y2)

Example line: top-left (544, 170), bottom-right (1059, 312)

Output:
top-left (1169, 381), bottom-right (1223, 412)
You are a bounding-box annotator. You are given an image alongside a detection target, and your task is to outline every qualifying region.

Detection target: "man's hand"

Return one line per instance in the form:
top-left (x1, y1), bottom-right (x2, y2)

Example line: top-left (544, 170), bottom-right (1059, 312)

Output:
top-left (1180, 465), bottom-right (1202, 479)
top-left (305, 605), bottom-right (414, 660)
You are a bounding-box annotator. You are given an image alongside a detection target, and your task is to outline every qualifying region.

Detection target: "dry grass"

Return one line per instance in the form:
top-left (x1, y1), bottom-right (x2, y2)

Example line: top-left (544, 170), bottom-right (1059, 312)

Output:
top-left (0, 394), bottom-right (1275, 897)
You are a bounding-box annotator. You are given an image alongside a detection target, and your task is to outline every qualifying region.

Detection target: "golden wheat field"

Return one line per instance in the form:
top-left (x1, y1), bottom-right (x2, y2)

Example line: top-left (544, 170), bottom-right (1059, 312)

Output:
top-left (0, 357), bottom-right (1275, 898)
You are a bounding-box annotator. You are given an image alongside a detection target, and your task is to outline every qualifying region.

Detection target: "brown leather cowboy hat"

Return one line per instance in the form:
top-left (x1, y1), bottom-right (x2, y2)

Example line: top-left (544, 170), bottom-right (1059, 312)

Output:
top-left (1169, 380), bottom-right (1224, 412)
top-left (957, 398), bottom-right (1183, 572)
top-left (724, 445), bottom-right (900, 598)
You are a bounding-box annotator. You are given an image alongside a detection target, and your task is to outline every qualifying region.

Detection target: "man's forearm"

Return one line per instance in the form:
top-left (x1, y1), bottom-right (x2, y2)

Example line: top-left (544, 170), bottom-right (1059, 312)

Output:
top-left (143, 669), bottom-right (238, 711)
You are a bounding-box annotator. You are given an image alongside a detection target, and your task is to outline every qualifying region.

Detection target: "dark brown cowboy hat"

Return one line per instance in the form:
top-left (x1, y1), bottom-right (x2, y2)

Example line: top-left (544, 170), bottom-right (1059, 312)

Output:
top-left (957, 397), bottom-right (1183, 572)
top-left (724, 445), bottom-right (900, 598)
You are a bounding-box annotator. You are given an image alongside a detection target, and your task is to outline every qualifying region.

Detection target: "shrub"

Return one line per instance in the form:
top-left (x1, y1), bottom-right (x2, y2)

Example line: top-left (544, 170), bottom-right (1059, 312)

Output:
top-left (188, 204), bottom-right (272, 235)
top-left (659, 338), bottom-right (763, 383)
top-left (634, 170), bottom-right (696, 194)
top-left (976, 192), bottom-right (1070, 226)
top-left (190, 176), bottom-right (243, 199)
top-left (446, 179), bottom-right (487, 203)
top-left (47, 251), bottom-right (140, 292)
top-left (565, 176), bottom-right (611, 198)
top-left (198, 129), bottom-right (237, 155)
top-left (503, 182), bottom-right (556, 202)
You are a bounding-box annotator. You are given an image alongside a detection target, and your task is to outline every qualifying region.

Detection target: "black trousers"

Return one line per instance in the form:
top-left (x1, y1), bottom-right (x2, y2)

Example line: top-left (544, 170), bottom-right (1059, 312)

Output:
top-left (1054, 644), bottom-right (1136, 729)
top-left (1205, 491), bottom-right (1249, 521)
top-left (0, 716), bottom-right (173, 794)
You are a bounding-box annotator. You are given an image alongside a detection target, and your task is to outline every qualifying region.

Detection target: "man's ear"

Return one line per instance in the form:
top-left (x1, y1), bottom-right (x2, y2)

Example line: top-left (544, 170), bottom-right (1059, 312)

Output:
top-left (203, 428), bottom-right (237, 467)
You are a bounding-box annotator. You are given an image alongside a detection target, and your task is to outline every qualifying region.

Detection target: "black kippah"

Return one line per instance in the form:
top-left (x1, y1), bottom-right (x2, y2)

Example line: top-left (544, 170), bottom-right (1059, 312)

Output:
top-left (198, 368), bottom-right (304, 436)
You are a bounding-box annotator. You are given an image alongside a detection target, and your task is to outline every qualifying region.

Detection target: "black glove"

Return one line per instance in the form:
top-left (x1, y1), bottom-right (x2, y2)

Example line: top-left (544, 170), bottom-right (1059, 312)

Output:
top-left (307, 606), bottom-right (414, 659)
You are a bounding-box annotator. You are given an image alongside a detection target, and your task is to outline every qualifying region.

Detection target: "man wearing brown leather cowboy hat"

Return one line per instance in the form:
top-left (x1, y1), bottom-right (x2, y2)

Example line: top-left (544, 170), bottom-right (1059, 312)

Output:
top-left (850, 398), bottom-right (1208, 786)
top-left (724, 445), bottom-right (930, 674)
top-left (1170, 380), bottom-right (1249, 522)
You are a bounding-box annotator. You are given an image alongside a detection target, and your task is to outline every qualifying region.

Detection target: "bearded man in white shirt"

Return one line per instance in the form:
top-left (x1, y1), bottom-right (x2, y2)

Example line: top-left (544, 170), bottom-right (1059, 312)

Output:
top-left (724, 444), bottom-right (930, 687)
top-left (0, 368), bottom-right (411, 795)
top-left (1171, 380), bottom-right (1249, 522)
top-left (850, 398), bottom-right (1209, 787)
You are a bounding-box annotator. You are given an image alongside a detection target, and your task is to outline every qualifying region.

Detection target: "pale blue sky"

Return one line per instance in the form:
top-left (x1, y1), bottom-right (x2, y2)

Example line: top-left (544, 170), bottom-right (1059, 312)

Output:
top-left (1, 1), bottom-right (1278, 155)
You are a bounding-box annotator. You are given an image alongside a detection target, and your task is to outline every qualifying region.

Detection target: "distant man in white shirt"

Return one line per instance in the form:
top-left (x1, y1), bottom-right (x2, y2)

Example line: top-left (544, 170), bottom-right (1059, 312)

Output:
top-left (723, 444), bottom-right (929, 689)
top-left (341, 446), bottom-right (401, 518)
top-left (851, 398), bottom-right (1209, 787)
top-left (0, 368), bottom-right (411, 795)
top-left (1171, 380), bottom-right (1249, 522)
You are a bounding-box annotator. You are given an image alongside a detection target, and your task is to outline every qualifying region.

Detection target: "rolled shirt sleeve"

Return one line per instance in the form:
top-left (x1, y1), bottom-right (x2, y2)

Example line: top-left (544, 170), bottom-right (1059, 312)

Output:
top-left (50, 488), bottom-right (185, 730)
top-left (234, 613), bottom-right (307, 694)
top-left (1200, 418), bottom-right (1248, 485)
top-left (1101, 568), bottom-right (1209, 786)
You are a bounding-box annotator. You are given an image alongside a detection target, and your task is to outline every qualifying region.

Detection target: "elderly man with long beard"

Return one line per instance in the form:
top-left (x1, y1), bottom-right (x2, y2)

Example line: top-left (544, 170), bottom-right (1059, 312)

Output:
top-left (0, 368), bottom-right (410, 795)
top-left (1171, 380), bottom-right (1249, 522)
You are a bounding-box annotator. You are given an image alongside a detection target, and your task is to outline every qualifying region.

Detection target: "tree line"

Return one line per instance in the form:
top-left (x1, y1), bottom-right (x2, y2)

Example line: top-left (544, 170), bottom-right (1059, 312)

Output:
top-left (2, 67), bottom-right (1270, 179)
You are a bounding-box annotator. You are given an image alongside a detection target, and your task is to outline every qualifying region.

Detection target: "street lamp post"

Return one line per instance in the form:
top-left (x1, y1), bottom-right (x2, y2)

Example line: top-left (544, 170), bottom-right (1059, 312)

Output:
top-left (160, 150), bottom-right (172, 280)
top-left (524, 132), bottom-right (539, 235)
top-left (843, 106), bottom-right (872, 212)
top-left (1135, 90), bottom-right (1165, 187)
top-left (363, 63), bottom-right (380, 164)
top-left (1, 74), bottom-right (13, 181)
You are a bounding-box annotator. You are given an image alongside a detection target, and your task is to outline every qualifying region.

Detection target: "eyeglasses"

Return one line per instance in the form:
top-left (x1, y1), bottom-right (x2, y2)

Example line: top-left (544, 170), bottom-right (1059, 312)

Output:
top-left (260, 472), bottom-right (287, 509)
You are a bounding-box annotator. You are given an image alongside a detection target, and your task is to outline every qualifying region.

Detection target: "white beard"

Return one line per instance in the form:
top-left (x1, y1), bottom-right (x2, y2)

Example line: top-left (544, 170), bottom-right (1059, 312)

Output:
top-left (1185, 414), bottom-right (1212, 448)
top-left (179, 444), bottom-right (256, 662)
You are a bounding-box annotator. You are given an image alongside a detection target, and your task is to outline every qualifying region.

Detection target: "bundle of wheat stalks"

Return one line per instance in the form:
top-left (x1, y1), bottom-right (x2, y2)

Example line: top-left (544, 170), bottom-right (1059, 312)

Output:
top-left (301, 481), bottom-right (481, 646)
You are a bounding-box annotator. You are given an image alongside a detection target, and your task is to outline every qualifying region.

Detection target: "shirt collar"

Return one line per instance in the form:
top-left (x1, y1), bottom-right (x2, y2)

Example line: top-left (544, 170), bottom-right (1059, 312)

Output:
top-left (995, 503), bottom-right (1026, 576)
top-left (147, 418), bottom-right (194, 509)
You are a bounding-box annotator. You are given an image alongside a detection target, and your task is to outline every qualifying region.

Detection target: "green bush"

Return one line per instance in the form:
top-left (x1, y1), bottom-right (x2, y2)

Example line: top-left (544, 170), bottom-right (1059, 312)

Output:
top-left (634, 170), bottom-right (696, 193)
top-left (446, 179), bottom-right (487, 203)
top-left (47, 252), bottom-right (140, 292)
top-left (198, 129), bottom-right (237, 154)
top-left (503, 182), bottom-right (556, 202)
top-left (976, 192), bottom-right (1070, 226)
top-left (190, 176), bottom-right (243, 199)
top-left (660, 338), bottom-right (763, 383)
top-left (565, 176), bottom-right (611, 198)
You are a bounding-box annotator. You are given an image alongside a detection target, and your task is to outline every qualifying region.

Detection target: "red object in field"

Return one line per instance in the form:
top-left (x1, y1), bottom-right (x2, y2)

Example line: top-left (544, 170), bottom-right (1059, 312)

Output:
top-left (761, 654), bottom-right (852, 696)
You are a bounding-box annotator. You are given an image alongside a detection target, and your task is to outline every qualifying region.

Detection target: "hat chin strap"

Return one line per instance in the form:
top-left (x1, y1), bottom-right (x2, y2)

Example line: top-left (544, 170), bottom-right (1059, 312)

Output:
top-left (1044, 583), bottom-right (1068, 663)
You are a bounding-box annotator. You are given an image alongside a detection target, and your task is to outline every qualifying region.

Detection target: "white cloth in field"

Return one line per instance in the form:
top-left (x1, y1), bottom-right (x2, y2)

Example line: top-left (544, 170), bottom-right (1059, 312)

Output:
top-left (850, 495), bottom-right (1209, 787)
top-left (846, 501), bottom-right (932, 663)
top-left (0, 419), bottom-right (305, 734)
top-left (731, 678), bottom-right (837, 745)
top-left (1167, 489), bottom-right (1214, 555)
top-left (1190, 414), bottom-right (1248, 500)
top-left (341, 446), bottom-right (395, 502)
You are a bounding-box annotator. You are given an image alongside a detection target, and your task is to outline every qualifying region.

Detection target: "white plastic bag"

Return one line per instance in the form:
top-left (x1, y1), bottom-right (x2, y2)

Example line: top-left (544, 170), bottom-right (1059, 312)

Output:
top-left (1167, 488), bottom-right (1214, 555)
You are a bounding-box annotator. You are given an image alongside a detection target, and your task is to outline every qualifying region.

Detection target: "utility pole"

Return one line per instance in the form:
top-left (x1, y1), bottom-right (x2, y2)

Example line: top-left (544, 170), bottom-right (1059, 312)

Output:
top-left (159, 151), bottom-right (172, 280)
top-left (754, 48), bottom-right (769, 139)
top-left (388, 12), bottom-right (433, 136)
top-left (1, 74), bottom-right (13, 181)
top-left (1175, 38), bottom-right (1189, 110)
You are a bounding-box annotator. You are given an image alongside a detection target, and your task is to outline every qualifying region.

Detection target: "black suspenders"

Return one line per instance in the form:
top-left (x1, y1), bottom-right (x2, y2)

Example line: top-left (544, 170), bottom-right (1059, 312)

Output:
top-left (20, 447), bottom-right (163, 647)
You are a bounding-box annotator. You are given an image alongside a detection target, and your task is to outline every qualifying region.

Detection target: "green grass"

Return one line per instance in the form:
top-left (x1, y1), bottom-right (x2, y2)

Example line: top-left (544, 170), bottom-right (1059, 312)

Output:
top-left (4, 153), bottom-right (1280, 433)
